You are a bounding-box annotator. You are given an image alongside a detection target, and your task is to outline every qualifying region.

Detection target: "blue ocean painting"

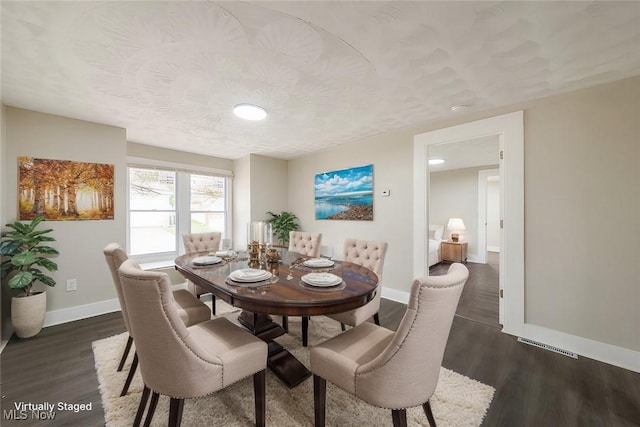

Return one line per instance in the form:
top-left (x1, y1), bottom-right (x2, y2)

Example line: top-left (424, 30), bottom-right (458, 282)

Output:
top-left (315, 164), bottom-right (374, 220)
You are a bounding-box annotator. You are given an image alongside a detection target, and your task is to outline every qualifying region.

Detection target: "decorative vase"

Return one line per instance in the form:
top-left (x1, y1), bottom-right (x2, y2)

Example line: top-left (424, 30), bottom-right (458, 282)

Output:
top-left (11, 291), bottom-right (46, 338)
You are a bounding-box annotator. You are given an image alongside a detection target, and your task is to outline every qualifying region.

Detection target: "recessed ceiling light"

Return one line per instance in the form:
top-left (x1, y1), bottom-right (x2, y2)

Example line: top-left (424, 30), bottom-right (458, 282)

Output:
top-left (429, 158), bottom-right (445, 165)
top-left (233, 104), bottom-right (267, 121)
top-left (451, 104), bottom-right (469, 112)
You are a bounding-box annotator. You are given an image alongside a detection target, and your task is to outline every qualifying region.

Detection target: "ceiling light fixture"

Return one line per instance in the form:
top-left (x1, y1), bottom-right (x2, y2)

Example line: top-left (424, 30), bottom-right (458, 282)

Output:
top-left (451, 104), bottom-right (469, 112)
top-left (429, 158), bottom-right (445, 165)
top-left (233, 104), bottom-right (267, 121)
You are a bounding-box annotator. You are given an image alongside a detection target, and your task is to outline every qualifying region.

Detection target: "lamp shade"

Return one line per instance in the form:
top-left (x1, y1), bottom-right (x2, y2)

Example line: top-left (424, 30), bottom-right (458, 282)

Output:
top-left (447, 218), bottom-right (466, 231)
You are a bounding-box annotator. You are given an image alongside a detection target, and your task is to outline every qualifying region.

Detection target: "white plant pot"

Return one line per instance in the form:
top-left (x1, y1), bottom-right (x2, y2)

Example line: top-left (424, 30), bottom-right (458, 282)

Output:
top-left (11, 291), bottom-right (47, 338)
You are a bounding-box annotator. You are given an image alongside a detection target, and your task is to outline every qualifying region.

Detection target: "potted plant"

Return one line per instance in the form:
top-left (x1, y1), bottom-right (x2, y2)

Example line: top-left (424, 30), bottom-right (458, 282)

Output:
top-left (0, 216), bottom-right (58, 338)
top-left (266, 211), bottom-right (300, 245)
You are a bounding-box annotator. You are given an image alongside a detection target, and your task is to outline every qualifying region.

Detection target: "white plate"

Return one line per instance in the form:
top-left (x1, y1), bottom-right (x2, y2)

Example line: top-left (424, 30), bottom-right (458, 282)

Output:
top-left (301, 272), bottom-right (342, 287)
top-left (229, 269), bottom-right (272, 283)
top-left (303, 258), bottom-right (335, 268)
top-left (192, 255), bottom-right (222, 266)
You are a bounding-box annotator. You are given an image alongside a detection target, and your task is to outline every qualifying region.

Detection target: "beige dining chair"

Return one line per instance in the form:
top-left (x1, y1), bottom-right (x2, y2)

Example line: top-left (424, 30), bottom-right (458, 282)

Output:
top-left (103, 243), bottom-right (211, 397)
top-left (327, 239), bottom-right (388, 330)
top-left (285, 231), bottom-right (322, 342)
top-left (288, 231), bottom-right (322, 257)
top-left (118, 258), bottom-right (268, 427)
top-left (310, 263), bottom-right (469, 427)
top-left (182, 232), bottom-right (222, 314)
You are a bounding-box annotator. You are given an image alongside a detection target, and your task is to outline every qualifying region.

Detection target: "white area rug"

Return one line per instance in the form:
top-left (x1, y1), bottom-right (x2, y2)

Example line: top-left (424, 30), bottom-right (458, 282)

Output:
top-left (93, 307), bottom-right (494, 426)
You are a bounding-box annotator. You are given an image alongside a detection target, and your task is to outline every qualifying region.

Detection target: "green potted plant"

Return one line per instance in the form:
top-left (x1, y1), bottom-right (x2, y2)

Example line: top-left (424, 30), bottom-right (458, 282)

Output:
top-left (266, 211), bottom-right (300, 245)
top-left (1, 216), bottom-right (58, 338)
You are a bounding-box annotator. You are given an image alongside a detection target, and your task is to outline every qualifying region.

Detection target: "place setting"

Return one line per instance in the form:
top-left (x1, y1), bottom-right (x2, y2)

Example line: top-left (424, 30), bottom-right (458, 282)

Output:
top-left (293, 257), bottom-right (336, 273)
top-left (190, 254), bottom-right (226, 268)
top-left (225, 268), bottom-right (274, 287)
top-left (299, 272), bottom-right (345, 291)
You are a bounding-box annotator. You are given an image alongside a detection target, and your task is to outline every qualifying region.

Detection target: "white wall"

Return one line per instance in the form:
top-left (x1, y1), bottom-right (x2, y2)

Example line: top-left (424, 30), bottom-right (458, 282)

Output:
top-left (524, 77), bottom-right (639, 351)
top-left (233, 154), bottom-right (288, 249)
top-left (486, 178), bottom-right (500, 251)
top-left (233, 155), bottom-right (251, 250)
top-left (288, 75), bottom-right (640, 355)
top-left (250, 154), bottom-right (288, 224)
top-left (3, 108), bottom-right (127, 313)
top-left (430, 166), bottom-right (497, 259)
top-left (288, 131), bottom-right (415, 293)
top-left (1, 108), bottom-right (235, 324)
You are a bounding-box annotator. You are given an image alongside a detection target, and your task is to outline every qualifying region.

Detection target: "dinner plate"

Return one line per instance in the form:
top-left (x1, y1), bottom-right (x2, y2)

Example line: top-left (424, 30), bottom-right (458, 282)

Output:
top-left (192, 255), bottom-right (222, 266)
top-left (303, 258), bottom-right (335, 268)
top-left (229, 268), bottom-right (272, 283)
top-left (301, 272), bottom-right (342, 287)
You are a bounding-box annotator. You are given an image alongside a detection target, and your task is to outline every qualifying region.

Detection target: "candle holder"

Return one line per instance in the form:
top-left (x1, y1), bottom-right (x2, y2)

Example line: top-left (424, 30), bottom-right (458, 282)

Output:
top-left (248, 241), bottom-right (261, 264)
top-left (247, 221), bottom-right (273, 268)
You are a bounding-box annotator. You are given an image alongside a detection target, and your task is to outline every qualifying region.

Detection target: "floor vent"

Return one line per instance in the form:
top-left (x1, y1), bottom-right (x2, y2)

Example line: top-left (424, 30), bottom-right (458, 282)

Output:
top-left (517, 337), bottom-right (578, 359)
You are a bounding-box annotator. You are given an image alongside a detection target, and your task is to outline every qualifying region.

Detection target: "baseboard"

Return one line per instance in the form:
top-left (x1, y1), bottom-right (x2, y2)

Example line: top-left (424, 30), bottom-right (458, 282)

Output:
top-left (382, 287), bottom-right (410, 304)
top-left (43, 298), bottom-right (121, 328)
top-left (521, 323), bottom-right (640, 373)
top-left (43, 283), bottom-right (188, 328)
top-left (487, 246), bottom-right (500, 253)
top-left (382, 288), bottom-right (640, 373)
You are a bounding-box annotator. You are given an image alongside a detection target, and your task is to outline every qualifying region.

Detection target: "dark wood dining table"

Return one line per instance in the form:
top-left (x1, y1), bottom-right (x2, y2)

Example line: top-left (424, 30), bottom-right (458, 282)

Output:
top-left (174, 249), bottom-right (378, 388)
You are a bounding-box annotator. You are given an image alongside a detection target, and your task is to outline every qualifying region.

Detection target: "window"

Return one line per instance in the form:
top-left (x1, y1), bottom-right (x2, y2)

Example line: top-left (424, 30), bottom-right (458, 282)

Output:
top-left (127, 164), bottom-right (231, 260)
top-left (190, 174), bottom-right (226, 235)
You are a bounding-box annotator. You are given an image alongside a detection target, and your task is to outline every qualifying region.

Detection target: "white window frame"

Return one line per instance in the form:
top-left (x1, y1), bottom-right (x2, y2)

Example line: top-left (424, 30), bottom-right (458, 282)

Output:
top-left (126, 157), bottom-right (233, 264)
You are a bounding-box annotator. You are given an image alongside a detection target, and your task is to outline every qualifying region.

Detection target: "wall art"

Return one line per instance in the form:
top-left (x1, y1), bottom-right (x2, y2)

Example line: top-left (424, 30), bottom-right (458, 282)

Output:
top-left (18, 157), bottom-right (114, 220)
top-left (315, 164), bottom-right (373, 220)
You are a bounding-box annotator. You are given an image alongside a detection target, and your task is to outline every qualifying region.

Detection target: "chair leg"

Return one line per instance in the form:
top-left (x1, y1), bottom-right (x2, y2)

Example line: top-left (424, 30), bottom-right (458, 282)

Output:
top-left (373, 312), bottom-right (380, 326)
top-left (313, 375), bottom-right (326, 427)
top-left (133, 385), bottom-right (150, 427)
top-left (423, 400), bottom-right (437, 427)
top-left (282, 316), bottom-right (289, 333)
top-left (168, 398), bottom-right (184, 427)
top-left (391, 409), bottom-right (408, 427)
top-left (340, 323), bottom-right (346, 331)
top-left (302, 316), bottom-right (309, 347)
top-left (253, 370), bottom-right (266, 427)
top-left (120, 352), bottom-right (138, 396)
top-left (143, 392), bottom-right (159, 427)
top-left (117, 335), bottom-right (133, 372)
top-left (211, 294), bottom-right (216, 315)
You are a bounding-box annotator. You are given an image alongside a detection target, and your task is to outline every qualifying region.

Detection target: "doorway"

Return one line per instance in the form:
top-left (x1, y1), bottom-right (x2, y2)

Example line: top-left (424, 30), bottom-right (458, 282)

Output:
top-left (412, 111), bottom-right (524, 335)
top-left (427, 144), bottom-right (501, 327)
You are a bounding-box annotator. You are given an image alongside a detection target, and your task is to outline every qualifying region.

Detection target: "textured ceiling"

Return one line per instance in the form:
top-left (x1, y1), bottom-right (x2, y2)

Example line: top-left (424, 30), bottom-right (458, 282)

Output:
top-left (2, 1), bottom-right (640, 160)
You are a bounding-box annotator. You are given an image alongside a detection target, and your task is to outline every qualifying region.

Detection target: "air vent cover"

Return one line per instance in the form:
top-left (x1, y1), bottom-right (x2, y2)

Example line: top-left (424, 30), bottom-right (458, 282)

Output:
top-left (517, 337), bottom-right (578, 359)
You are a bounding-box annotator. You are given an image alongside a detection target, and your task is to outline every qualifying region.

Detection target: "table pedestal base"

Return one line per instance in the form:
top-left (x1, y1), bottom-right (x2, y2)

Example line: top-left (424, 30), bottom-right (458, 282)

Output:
top-left (238, 311), bottom-right (311, 388)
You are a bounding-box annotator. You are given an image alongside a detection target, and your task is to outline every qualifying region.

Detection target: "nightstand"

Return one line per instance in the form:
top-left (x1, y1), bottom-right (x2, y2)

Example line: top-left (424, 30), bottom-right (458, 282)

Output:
top-left (441, 241), bottom-right (468, 263)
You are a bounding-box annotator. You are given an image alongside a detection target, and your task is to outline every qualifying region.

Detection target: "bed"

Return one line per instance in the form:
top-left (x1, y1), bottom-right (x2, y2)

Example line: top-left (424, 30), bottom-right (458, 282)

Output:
top-left (428, 224), bottom-right (445, 267)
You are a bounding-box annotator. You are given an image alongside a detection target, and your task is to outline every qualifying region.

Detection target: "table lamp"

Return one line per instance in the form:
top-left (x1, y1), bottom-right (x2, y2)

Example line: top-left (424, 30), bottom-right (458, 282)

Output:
top-left (447, 218), bottom-right (466, 242)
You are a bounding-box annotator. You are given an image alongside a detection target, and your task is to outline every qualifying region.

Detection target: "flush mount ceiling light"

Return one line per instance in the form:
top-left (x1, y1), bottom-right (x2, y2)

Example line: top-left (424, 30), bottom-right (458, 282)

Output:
top-left (233, 104), bottom-right (267, 121)
top-left (429, 158), bottom-right (445, 165)
top-left (451, 104), bottom-right (469, 112)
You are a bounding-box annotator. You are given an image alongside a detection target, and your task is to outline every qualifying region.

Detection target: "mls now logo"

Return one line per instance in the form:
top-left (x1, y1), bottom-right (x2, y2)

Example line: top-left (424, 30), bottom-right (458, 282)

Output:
top-left (3, 409), bottom-right (27, 420)
top-left (3, 409), bottom-right (56, 420)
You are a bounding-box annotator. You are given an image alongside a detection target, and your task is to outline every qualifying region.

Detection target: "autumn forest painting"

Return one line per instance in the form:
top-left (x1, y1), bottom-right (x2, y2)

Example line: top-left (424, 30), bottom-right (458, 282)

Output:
top-left (19, 157), bottom-right (114, 221)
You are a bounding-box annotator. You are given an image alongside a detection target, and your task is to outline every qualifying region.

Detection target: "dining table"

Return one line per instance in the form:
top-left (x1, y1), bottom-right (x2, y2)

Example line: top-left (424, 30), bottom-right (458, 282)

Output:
top-left (174, 249), bottom-right (379, 388)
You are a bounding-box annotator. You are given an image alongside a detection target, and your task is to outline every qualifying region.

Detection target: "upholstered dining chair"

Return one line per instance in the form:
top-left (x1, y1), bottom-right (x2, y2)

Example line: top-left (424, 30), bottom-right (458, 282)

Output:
top-left (284, 231), bottom-right (322, 341)
top-left (103, 243), bottom-right (211, 397)
top-left (328, 239), bottom-right (388, 331)
top-left (118, 258), bottom-right (268, 427)
top-left (288, 231), bottom-right (322, 257)
top-left (310, 263), bottom-right (469, 427)
top-left (182, 232), bottom-right (222, 313)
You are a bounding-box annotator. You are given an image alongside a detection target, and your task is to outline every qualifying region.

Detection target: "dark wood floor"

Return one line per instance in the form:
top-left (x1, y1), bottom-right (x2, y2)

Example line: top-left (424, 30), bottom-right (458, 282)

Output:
top-left (3, 282), bottom-right (640, 426)
top-left (430, 254), bottom-right (500, 329)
